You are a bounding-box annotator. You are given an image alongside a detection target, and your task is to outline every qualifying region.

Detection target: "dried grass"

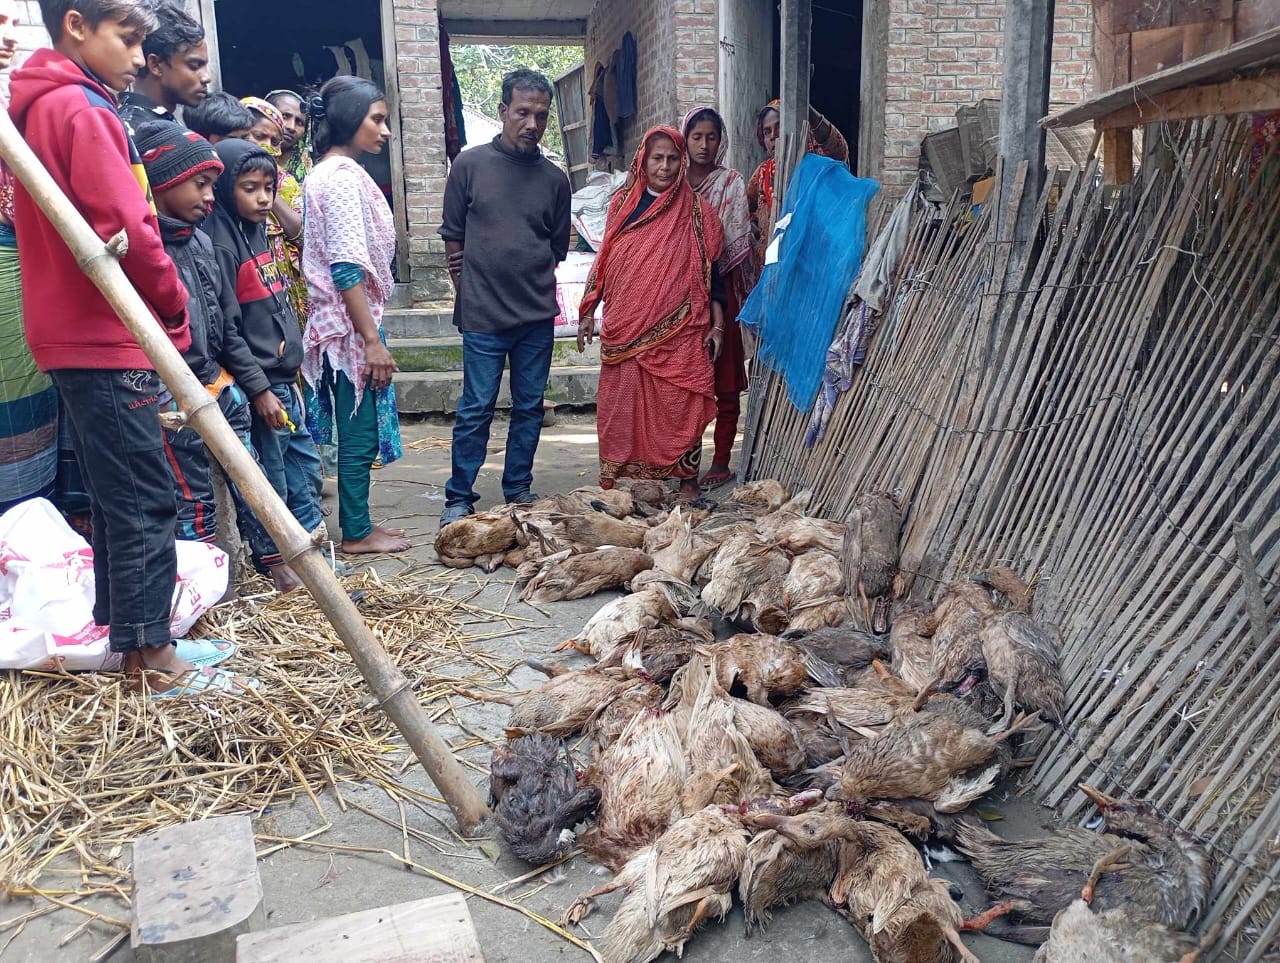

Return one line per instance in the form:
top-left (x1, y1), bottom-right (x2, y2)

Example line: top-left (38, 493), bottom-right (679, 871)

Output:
top-left (0, 571), bottom-right (514, 905)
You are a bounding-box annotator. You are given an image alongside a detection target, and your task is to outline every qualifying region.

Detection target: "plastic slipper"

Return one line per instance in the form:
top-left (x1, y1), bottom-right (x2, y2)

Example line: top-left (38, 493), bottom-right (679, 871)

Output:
top-left (700, 469), bottom-right (735, 489)
top-left (173, 637), bottom-right (237, 668)
top-left (148, 667), bottom-right (260, 700)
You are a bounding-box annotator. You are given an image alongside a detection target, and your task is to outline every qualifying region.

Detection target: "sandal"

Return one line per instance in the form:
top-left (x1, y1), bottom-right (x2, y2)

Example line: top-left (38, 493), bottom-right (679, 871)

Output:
top-left (148, 667), bottom-right (261, 700)
top-left (173, 638), bottom-right (237, 668)
top-left (700, 468), bottom-right (735, 489)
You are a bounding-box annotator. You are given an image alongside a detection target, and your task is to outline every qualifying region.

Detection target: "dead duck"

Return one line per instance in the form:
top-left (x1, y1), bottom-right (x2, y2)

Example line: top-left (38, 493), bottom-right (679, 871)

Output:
top-left (564, 805), bottom-right (750, 963)
top-left (782, 549), bottom-right (845, 619)
top-left (785, 663), bottom-right (923, 736)
top-left (521, 546), bottom-right (653, 604)
top-left (829, 708), bottom-right (1037, 810)
top-left (590, 679), bottom-right (666, 749)
top-left (755, 511), bottom-right (846, 555)
top-left (786, 625), bottom-right (893, 685)
top-left (562, 589), bottom-right (678, 660)
top-left (741, 573), bottom-right (791, 634)
top-left (629, 568), bottom-right (704, 616)
top-left (709, 633), bottom-right (811, 706)
top-left (701, 534), bottom-right (791, 622)
top-left (922, 579), bottom-right (1000, 699)
top-left (756, 808), bottom-right (976, 963)
top-left (841, 492), bottom-right (903, 634)
top-left (727, 479), bottom-right (789, 514)
top-left (972, 567), bottom-right (1066, 730)
top-left (1032, 898), bottom-right (1204, 963)
top-left (506, 660), bottom-right (627, 739)
top-left (650, 507), bottom-right (720, 582)
top-left (737, 802), bottom-right (846, 935)
top-left (780, 698), bottom-right (848, 768)
top-left (434, 510), bottom-right (518, 569)
top-left (595, 623), bottom-right (702, 685)
top-left (613, 477), bottom-right (675, 514)
top-left (957, 785), bottom-right (1212, 939)
top-left (581, 708), bottom-right (688, 872)
top-left (489, 735), bottom-right (601, 865)
top-left (553, 510), bottom-right (648, 550)
top-left (730, 697), bottom-right (808, 780)
top-left (890, 607), bottom-right (938, 692)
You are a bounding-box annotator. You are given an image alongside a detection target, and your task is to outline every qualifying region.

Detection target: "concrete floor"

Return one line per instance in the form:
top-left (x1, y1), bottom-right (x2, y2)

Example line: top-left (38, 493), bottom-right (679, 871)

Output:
top-left (3, 414), bottom-right (1043, 963)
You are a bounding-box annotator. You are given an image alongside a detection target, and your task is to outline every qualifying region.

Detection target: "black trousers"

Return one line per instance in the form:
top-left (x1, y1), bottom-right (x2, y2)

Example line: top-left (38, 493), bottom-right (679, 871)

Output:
top-left (51, 368), bottom-right (177, 654)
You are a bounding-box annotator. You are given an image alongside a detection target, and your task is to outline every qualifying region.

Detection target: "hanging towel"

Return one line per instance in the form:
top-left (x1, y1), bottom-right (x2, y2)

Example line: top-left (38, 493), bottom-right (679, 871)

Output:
top-left (738, 154), bottom-right (879, 412)
top-left (617, 31), bottom-right (637, 120)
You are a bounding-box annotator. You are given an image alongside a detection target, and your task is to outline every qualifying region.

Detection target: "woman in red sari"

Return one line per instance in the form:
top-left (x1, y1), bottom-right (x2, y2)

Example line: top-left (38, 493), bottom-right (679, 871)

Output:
top-left (577, 127), bottom-right (726, 499)
top-left (746, 100), bottom-right (849, 271)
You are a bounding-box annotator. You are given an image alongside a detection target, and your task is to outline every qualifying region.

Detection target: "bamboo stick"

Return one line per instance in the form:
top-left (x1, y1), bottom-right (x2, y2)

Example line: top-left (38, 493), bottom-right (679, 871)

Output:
top-left (0, 110), bottom-right (490, 834)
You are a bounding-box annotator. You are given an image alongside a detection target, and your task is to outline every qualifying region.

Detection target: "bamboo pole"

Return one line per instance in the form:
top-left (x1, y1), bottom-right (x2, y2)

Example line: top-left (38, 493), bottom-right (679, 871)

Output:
top-left (0, 110), bottom-right (491, 834)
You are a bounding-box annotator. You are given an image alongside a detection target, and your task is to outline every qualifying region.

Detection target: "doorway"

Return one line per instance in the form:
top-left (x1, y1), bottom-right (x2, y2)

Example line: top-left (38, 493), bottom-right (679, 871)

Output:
top-left (811, 0), bottom-right (862, 161)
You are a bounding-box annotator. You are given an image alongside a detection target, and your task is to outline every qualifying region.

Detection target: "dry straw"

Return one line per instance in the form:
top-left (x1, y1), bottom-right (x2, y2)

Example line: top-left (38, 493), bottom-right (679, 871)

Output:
top-left (0, 572), bottom-right (513, 910)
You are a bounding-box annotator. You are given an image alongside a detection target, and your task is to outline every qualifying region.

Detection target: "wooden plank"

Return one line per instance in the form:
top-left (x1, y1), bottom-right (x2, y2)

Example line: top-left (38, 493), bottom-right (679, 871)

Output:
top-left (779, 0), bottom-right (812, 168)
top-left (132, 815), bottom-right (265, 963)
top-left (1099, 72), bottom-right (1280, 126)
top-left (1044, 23), bottom-right (1280, 126)
top-left (1095, 25), bottom-right (1134, 90)
top-left (236, 893), bottom-right (484, 963)
top-left (1131, 24), bottom-right (1190, 76)
top-left (1182, 17), bottom-right (1235, 58)
top-left (1235, 0), bottom-right (1280, 40)
top-left (380, 0), bottom-right (410, 283)
top-left (1171, 0), bottom-right (1224, 25)
top-left (858, 0), bottom-right (890, 179)
top-left (191, 0), bottom-right (222, 90)
top-left (1111, 0), bottom-right (1174, 33)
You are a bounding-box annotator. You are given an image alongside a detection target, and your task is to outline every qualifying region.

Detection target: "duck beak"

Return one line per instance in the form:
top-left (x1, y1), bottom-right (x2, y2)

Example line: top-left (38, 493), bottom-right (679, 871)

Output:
top-left (1078, 784), bottom-right (1120, 809)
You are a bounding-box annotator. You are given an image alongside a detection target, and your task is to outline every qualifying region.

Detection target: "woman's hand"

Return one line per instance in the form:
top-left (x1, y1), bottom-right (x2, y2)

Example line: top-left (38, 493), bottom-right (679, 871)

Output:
top-left (577, 317), bottom-right (595, 353)
top-left (705, 326), bottom-right (724, 364)
top-left (364, 337), bottom-right (400, 391)
top-left (253, 390), bottom-right (288, 430)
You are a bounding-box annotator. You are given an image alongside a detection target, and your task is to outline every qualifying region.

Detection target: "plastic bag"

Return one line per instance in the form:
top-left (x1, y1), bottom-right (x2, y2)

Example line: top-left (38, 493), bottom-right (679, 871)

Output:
top-left (0, 498), bottom-right (228, 671)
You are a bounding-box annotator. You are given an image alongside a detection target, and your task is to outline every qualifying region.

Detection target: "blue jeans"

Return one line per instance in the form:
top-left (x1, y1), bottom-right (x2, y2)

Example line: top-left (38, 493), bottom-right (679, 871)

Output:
top-left (446, 322), bottom-right (554, 508)
top-left (250, 382), bottom-right (324, 537)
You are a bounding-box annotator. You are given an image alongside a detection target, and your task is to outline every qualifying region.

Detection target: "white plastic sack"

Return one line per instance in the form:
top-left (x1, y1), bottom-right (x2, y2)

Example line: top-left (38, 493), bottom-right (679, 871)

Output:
top-left (554, 251), bottom-right (603, 338)
top-left (0, 498), bottom-right (228, 671)
top-left (570, 170), bottom-right (627, 251)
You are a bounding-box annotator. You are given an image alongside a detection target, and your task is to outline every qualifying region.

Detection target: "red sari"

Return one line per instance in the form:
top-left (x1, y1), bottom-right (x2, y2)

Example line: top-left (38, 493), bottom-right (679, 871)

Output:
top-left (580, 127), bottom-right (724, 486)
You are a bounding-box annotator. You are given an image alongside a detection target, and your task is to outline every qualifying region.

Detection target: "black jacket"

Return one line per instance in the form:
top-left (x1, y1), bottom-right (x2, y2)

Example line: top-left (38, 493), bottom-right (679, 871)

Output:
top-left (158, 213), bottom-right (270, 398)
top-left (202, 138), bottom-right (302, 386)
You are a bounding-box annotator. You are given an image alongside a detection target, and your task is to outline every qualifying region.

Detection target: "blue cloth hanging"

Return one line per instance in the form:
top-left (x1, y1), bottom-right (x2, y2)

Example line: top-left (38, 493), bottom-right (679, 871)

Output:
top-left (739, 154), bottom-right (879, 412)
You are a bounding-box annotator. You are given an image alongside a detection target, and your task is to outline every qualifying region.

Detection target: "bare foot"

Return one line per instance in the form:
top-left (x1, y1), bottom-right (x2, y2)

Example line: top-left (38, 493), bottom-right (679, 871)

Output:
top-left (678, 479), bottom-right (701, 501)
top-left (342, 530), bottom-right (412, 554)
top-left (269, 562), bottom-right (304, 592)
top-left (375, 525), bottom-right (407, 537)
top-left (123, 645), bottom-right (197, 694)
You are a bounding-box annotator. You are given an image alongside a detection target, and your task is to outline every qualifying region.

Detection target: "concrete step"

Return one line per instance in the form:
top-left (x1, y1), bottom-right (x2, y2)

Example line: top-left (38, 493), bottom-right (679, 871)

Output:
top-left (382, 307), bottom-right (455, 340)
top-left (395, 366), bottom-right (599, 415)
top-left (389, 336), bottom-right (599, 372)
top-left (387, 283), bottom-right (413, 308)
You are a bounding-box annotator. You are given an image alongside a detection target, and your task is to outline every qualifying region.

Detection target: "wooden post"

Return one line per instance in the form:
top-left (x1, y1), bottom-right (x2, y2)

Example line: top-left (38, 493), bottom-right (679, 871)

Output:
top-left (379, 0), bottom-right (412, 282)
top-left (997, 0), bottom-right (1056, 282)
top-left (0, 110), bottom-right (492, 834)
top-left (779, 0), bottom-right (812, 174)
top-left (1102, 126), bottom-right (1135, 184)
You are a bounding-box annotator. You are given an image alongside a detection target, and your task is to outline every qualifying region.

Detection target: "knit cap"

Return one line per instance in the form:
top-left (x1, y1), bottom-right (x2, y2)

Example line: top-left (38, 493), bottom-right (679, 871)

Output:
top-left (135, 121), bottom-right (224, 192)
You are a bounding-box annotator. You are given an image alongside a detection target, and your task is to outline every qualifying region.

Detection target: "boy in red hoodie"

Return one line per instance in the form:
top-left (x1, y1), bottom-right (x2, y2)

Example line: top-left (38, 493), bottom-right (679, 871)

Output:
top-left (10, 0), bottom-right (251, 695)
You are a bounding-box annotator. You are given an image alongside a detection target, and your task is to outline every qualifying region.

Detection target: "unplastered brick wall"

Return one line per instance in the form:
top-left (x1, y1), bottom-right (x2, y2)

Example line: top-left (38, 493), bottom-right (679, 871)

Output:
top-left (0, 1), bottom-right (54, 100)
top-left (586, 0), bottom-right (717, 168)
top-left (879, 0), bottom-right (1093, 194)
top-left (391, 0), bottom-right (452, 303)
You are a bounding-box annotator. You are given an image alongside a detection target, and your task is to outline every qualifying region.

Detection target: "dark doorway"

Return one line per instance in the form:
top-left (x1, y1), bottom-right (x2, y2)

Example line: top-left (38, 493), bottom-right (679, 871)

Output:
top-left (211, 0), bottom-right (396, 219)
top-left (810, 0), bottom-right (862, 161)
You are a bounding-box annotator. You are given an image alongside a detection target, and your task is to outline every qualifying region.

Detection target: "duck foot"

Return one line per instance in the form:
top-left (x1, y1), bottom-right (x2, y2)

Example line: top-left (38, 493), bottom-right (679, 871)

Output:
top-left (962, 900), bottom-right (1016, 931)
top-left (943, 925), bottom-right (981, 963)
top-left (1081, 845), bottom-right (1135, 903)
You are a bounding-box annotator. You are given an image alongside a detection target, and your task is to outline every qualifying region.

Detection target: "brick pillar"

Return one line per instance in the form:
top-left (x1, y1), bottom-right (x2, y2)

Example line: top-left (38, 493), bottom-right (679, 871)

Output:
top-left (390, 0), bottom-right (454, 304)
top-left (673, 0), bottom-right (718, 121)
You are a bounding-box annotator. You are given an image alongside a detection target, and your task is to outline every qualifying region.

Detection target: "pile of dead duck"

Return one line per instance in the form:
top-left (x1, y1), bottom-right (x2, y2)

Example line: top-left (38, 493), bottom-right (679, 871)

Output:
top-left (437, 481), bottom-right (1214, 963)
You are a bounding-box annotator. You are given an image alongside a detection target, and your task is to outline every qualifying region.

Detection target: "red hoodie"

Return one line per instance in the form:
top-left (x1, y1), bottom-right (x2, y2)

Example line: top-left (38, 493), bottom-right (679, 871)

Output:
top-left (8, 49), bottom-right (189, 371)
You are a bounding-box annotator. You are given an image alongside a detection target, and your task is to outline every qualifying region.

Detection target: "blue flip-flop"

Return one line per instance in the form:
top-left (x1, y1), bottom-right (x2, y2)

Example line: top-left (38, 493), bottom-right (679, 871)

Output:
top-left (149, 666), bottom-right (260, 700)
top-left (173, 637), bottom-right (237, 668)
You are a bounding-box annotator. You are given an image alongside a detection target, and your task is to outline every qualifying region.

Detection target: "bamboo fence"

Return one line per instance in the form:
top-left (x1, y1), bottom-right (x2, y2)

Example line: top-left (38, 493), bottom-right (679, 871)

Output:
top-left (740, 116), bottom-right (1280, 959)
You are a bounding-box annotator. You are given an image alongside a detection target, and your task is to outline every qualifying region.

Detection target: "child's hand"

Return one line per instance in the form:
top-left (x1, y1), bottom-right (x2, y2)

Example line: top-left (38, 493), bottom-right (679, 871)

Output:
top-left (253, 390), bottom-right (288, 430)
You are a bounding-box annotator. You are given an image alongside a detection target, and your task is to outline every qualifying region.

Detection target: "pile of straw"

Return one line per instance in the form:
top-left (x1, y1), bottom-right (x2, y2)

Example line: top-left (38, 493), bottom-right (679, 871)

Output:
top-left (0, 571), bottom-right (508, 904)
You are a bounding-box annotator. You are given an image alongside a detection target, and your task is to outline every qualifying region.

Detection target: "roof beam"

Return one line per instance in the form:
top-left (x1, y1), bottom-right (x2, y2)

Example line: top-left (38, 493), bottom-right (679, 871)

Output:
top-left (1097, 73), bottom-right (1280, 129)
top-left (441, 18), bottom-right (586, 42)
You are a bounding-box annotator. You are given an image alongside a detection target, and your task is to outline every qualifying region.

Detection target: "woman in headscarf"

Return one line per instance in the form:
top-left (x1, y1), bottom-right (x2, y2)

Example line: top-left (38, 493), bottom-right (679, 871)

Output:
top-left (577, 126), bottom-right (726, 500)
top-left (266, 89), bottom-right (312, 183)
top-left (241, 96), bottom-right (309, 330)
top-left (683, 105), bottom-right (752, 489)
top-left (746, 101), bottom-right (849, 271)
top-left (301, 77), bottom-right (409, 555)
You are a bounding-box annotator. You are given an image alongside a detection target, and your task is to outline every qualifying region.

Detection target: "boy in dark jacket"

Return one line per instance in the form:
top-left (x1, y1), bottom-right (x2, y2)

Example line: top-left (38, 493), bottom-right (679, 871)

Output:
top-left (10, 0), bottom-right (247, 693)
top-left (136, 121), bottom-right (301, 592)
top-left (204, 138), bottom-right (323, 542)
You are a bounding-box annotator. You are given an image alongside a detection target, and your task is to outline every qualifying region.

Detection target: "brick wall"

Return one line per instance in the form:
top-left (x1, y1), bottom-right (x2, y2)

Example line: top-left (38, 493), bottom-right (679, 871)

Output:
top-left (585, 0), bottom-right (718, 169)
top-left (878, 0), bottom-right (1093, 193)
top-left (1, 1), bottom-right (52, 100)
top-left (390, 0), bottom-right (452, 302)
